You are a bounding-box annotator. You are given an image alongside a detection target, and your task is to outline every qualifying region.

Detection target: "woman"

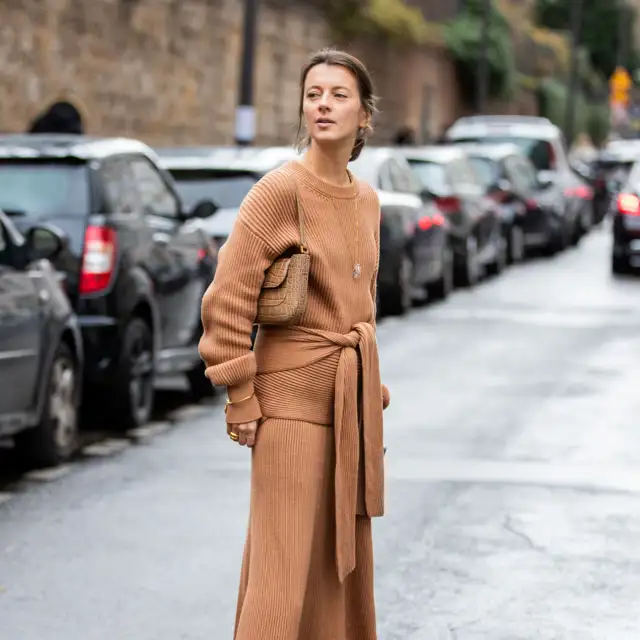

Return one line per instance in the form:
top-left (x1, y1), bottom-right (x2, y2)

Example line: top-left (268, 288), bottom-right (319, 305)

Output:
top-left (199, 48), bottom-right (390, 640)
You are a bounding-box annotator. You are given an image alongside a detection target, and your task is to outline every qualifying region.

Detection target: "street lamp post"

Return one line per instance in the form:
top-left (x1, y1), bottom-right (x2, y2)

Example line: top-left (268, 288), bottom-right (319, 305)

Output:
top-left (564, 0), bottom-right (583, 145)
top-left (235, 0), bottom-right (259, 146)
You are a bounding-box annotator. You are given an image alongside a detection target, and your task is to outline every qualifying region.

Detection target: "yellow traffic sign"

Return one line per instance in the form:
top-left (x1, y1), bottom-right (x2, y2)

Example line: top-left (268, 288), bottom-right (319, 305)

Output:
top-left (610, 66), bottom-right (632, 105)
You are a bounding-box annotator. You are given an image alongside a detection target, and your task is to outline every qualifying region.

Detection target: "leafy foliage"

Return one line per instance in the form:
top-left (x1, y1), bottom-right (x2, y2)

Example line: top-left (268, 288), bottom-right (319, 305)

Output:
top-left (322, 0), bottom-right (443, 45)
top-left (444, 0), bottom-right (516, 104)
top-left (534, 0), bottom-right (638, 79)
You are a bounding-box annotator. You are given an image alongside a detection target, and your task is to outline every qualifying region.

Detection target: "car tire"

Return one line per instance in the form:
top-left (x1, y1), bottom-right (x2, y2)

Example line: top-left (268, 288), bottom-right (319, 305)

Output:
top-left (187, 362), bottom-right (216, 401)
top-left (110, 317), bottom-right (155, 431)
top-left (427, 247), bottom-right (454, 301)
top-left (612, 253), bottom-right (631, 275)
top-left (14, 342), bottom-right (79, 468)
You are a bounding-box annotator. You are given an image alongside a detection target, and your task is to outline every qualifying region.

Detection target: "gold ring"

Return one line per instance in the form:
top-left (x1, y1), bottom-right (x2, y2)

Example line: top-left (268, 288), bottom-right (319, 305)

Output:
top-left (229, 432), bottom-right (239, 442)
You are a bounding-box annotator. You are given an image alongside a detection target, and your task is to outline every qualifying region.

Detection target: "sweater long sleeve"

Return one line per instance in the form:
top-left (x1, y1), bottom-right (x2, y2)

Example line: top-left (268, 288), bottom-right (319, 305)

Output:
top-left (198, 170), bottom-right (297, 423)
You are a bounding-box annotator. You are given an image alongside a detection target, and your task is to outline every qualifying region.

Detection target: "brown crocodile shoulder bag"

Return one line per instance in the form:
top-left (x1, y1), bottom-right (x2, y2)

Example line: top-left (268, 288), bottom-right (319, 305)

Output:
top-left (255, 176), bottom-right (310, 326)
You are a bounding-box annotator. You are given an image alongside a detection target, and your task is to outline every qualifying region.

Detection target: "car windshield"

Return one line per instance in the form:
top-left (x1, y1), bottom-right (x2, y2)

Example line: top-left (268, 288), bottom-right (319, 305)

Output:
top-left (467, 156), bottom-right (499, 186)
top-left (0, 161), bottom-right (89, 218)
top-left (407, 160), bottom-right (450, 195)
top-left (624, 162), bottom-right (640, 190)
top-left (169, 169), bottom-right (258, 210)
top-left (452, 137), bottom-right (553, 171)
top-left (348, 154), bottom-right (378, 185)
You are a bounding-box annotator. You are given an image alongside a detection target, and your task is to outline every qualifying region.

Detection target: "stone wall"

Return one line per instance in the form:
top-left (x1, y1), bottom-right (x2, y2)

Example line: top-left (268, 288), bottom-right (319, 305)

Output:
top-left (0, 0), bottom-right (461, 146)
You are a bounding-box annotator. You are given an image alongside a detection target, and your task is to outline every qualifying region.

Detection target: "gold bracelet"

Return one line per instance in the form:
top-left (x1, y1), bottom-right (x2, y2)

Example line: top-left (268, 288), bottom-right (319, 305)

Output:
top-left (224, 393), bottom-right (255, 413)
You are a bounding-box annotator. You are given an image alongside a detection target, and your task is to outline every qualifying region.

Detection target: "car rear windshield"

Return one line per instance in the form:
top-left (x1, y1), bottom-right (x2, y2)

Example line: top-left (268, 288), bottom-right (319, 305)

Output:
top-left (169, 169), bottom-right (258, 210)
top-left (467, 156), bottom-right (499, 186)
top-left (452, 137), bottom-right (554, 171)
top-left (0, 160), bottom-right (90, 218)
top-left (407, 160), bottom-right (450, 195)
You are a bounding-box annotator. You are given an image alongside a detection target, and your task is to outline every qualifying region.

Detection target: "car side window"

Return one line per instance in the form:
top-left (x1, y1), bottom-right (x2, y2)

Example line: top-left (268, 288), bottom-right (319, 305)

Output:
top-left (129, 156), bottom-right (181, 218)
top-left (387, 159), bottom-right (415, 194)
top-left (100, 157), bottom-right (141, 214)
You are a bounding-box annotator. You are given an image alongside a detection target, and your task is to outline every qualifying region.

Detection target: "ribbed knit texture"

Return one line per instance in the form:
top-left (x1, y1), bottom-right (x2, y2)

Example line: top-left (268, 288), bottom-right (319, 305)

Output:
top-left (198, 160), bottom-right (386, 639)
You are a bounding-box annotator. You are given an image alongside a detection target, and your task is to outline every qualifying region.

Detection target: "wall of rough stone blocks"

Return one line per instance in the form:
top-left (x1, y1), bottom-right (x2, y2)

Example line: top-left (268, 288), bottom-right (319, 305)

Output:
top-left (0, 0), bottom-right (461, 146)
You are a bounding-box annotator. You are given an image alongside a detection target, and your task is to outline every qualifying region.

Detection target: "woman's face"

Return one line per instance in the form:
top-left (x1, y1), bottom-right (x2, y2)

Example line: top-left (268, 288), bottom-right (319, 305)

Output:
top-left (302, 63), bottom-right (366, 150)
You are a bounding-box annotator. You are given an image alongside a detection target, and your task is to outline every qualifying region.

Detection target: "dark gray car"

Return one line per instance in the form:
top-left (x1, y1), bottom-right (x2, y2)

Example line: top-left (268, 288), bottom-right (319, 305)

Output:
top-left (0, 210), bottom-right (83, 467)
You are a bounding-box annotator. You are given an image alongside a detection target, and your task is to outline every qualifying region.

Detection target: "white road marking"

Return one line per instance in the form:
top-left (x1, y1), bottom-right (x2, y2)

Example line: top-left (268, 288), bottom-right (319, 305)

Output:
top-left (82, 439), bottom-right (131, 458)
top-left (388, 457), bottom-right (640, 495)
top-left (127, 421), bottom-right (172, 443)
top-left (23, 465), bottom-right (72, 483)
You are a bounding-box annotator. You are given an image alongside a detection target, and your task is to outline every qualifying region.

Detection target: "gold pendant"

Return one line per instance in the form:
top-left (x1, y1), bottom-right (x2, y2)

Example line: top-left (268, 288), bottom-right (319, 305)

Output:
top-left (353, 263), bottom-right (361, 279)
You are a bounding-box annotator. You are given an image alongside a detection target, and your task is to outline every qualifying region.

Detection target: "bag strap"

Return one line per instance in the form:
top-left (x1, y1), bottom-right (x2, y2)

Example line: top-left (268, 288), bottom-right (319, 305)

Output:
top-left (288, 172), bottom-right (307, 253)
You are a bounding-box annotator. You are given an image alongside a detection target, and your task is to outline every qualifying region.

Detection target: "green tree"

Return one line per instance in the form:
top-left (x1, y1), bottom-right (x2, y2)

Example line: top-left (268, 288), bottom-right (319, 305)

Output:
top-left (534, 0), bottom-right (638, 79)
top-left (444, 0), bottom-right (516, 105)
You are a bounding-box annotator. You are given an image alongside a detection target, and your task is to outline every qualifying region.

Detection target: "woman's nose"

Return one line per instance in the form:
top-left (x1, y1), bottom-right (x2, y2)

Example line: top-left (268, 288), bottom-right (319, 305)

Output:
top-left (318, 92), bottom-right (331, 110)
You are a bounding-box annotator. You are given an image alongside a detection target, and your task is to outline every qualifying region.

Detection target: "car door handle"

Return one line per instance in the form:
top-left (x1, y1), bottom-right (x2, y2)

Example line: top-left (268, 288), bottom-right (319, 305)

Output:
top-left (153, 232), bottom-right (171, 245)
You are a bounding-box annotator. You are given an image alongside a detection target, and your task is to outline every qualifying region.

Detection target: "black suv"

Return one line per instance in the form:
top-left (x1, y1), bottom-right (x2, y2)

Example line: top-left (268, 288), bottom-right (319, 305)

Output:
top-left (0, 209), bottom-right (83, 467)
top-left (0, 135), bottom-right (217, 430)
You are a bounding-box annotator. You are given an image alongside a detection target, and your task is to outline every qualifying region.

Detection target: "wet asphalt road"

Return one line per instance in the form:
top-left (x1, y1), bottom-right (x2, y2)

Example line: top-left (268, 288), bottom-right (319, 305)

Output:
top-left (2, 227), bottom-right (640, 639)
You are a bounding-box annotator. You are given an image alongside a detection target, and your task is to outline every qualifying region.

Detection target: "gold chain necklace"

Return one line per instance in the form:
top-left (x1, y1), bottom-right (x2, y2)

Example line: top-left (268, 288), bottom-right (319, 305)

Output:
top-left (350, 173), bottom-right (361, 279)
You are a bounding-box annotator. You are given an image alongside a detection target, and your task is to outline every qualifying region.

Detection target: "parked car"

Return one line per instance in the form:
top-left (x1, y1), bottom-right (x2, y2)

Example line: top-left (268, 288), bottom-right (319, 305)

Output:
top-left (0, 209), bottom-right (83, 467)
top-left (400, 146), bottom-right (506, 285)
top-left (157, 146), bottom-right (300, 249)
top-left (0, 134), bottom-right (217, 429)
top-left (610, 161), bottom-right (640, 274)
top-left (349, 147), bottom-right (455, 311)
top-left (457, 142), bottom-right (566, 261)
top-left (445, 115), bottom-right (592, 247)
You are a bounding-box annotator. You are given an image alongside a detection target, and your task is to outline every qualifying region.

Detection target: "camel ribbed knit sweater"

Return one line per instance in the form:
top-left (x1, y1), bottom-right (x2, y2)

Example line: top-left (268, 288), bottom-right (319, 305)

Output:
top-left (199, 159), bottom-right (388, 424)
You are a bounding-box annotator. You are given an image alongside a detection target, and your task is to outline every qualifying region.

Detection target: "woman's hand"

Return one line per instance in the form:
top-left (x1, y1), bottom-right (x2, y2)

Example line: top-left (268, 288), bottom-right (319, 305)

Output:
top-left (227, 420), bottom-right (259, 447)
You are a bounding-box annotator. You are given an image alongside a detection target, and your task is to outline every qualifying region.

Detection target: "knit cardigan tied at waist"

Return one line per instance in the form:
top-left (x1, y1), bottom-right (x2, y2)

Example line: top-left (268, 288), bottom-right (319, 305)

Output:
top-left (255, 322), bottom-right (385, 583)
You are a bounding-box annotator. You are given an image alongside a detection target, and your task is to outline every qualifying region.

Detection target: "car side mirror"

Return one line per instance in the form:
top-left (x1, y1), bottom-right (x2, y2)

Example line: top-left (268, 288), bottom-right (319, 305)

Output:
top-left (25, 225), bottom-right (65, 262)
top-left (190, 200), bottom-right (218, 219)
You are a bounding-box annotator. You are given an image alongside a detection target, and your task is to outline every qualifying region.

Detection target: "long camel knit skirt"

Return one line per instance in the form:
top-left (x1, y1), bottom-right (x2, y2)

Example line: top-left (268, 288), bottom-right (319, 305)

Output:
top-left (233, 417), bottom-right (377, 640)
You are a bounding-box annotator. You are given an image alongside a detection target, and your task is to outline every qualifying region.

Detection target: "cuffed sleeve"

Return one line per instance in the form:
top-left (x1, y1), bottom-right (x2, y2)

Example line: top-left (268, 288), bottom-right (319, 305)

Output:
top-left (225, 380), bottom-right (263, 424)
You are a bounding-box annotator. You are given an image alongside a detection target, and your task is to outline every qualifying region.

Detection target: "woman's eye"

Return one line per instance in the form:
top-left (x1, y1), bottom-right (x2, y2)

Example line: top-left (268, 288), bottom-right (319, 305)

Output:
top-left (307, 92), bottom-right (320, 99)
top-left (335, 93), bottom-right (347, 99)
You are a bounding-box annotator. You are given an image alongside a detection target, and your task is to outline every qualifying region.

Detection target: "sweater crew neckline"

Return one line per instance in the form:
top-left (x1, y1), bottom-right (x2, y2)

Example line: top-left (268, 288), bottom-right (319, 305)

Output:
top-left (288, 160), bottom-right (359, 200)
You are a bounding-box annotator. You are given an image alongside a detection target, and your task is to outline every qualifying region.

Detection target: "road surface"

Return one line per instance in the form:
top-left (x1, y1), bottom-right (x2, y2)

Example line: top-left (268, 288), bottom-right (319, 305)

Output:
top-left (1, 227), bottom-right (639, 639)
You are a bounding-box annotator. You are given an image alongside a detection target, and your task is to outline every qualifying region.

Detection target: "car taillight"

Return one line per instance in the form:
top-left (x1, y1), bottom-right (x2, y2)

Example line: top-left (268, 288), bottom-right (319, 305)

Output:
top-left (565, 185), bottom-right (592, 199)
top-left (617, 193), bottom-right (640, 215)
top-left (417, 213), bottom-right (445, 231)
top-left (79, 225), bottom-right (117, 295)
top-left (435, 196), bottom-right (459, 214)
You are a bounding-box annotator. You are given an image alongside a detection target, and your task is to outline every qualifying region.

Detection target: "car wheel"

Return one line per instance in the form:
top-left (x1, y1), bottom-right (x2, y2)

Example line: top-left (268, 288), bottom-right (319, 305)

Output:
top-left (427, 247), bottom-right (454, 301)
top-left (509, 225), bottom-right (526, 263)
top-left (187, 362), bottom-right (216, 401)
top-left (111, 317), bottom-right (155, 430)
top-left (15, 342), bottom-right (79, 468)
